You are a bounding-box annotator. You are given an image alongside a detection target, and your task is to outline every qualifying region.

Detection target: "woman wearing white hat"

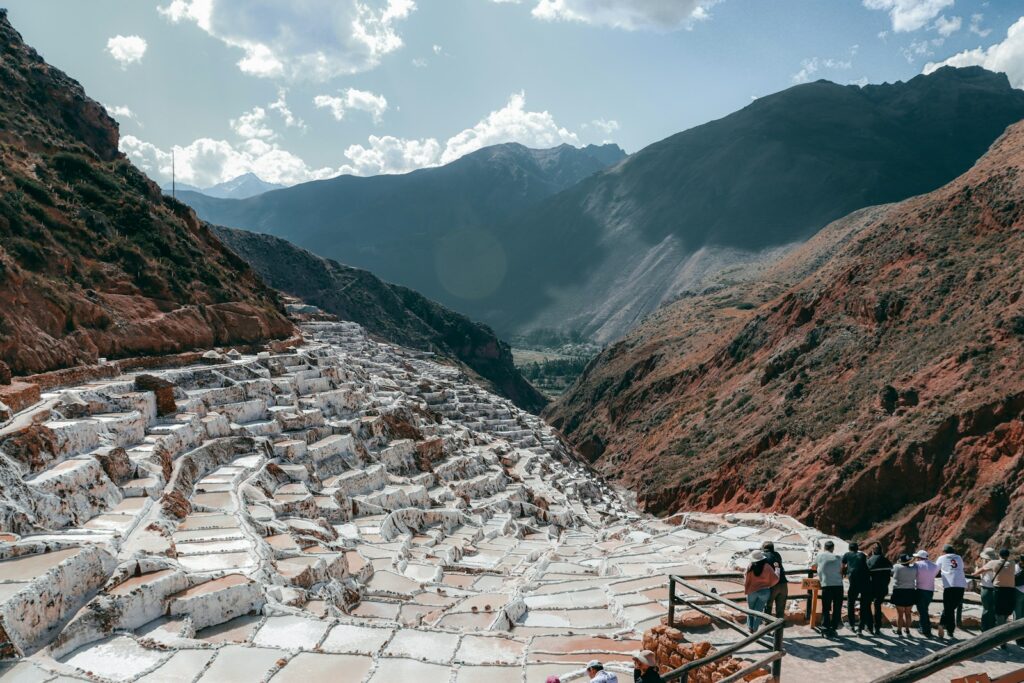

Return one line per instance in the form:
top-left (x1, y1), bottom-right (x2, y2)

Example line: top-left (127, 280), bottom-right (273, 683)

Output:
top-left (631, 650), bottom-right (663, 683)
top-left (891, 553), bottom-right (918, 637)
top-left (744, 549), bottom-right (779, 633)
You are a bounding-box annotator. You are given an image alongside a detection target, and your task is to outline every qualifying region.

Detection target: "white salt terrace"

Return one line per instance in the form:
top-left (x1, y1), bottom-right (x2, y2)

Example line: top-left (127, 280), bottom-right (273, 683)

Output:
top-left (0, 321), bottom-right (1016, 682)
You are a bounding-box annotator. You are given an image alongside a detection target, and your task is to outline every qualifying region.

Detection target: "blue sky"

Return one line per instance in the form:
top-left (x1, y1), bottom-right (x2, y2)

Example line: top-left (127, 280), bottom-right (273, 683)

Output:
top-left (5, 1), bottom-right (1023, 187)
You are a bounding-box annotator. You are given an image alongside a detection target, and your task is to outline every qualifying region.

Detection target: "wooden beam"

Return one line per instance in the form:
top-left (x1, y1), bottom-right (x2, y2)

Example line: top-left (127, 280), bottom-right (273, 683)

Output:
top-left (870, 620), bottom-right (1024, 683)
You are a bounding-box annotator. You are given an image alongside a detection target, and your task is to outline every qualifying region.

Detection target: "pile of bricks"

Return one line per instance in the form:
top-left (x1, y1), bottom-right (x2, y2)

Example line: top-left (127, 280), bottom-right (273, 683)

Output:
top-left (643, 624), bottom-right (771, 682)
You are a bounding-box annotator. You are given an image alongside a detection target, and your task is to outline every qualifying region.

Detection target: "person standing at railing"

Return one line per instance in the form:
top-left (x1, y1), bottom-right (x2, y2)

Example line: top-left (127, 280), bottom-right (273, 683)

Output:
top-left (1015, 554), bottom-right (1024, 647)
top-left (744, 550), bottom-right (779, 633)
top-left (631, 650), bottom-right (664, 683)
top-left (913, 549), bottom-right (940, 638)
top-left (990, 548), bottom-right (1018, 633)
top-left (977, 546), bottom-right (1006, 631)
top-left (842, 541), bottom-right (870, 634)
top-left (891, 553), bottom-right (918, 638)
top-left (813, 540), bottom-right (844, 638)
top-left (935, 544), bottom-right (967, 639)
top-left (865, 543), bottom-right (892, 636)
top-left (761, 541), bottom-right (788, 622)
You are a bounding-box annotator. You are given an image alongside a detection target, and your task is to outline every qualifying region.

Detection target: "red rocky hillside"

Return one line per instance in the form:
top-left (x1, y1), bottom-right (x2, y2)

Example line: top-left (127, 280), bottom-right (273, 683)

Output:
top-left (547, 120), bottom-right (1024, 558)
top-left (0, 10), bottom-right (293, 376)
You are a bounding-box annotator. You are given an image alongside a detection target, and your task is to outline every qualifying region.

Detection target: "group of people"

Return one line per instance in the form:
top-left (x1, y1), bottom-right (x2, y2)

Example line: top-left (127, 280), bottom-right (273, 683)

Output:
top-left (743, 538), bottom-right (1024, 641)
top-left (542, 649), bottom-right (663, 683)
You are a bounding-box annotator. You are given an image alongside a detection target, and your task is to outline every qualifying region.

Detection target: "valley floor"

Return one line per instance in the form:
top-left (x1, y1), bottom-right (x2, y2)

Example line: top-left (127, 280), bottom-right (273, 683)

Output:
top-left (0, 322), bottom-right (1017, 682)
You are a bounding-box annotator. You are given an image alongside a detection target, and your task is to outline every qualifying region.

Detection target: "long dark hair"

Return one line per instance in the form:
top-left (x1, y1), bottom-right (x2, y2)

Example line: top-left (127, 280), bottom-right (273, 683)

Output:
top-left (750, 559), bottom-right (767, 576)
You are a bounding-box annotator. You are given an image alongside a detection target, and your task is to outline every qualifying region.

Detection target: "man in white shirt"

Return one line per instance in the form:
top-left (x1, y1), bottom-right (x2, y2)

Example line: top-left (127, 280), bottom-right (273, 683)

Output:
top-left (935, 544), bottom-right (967, 638)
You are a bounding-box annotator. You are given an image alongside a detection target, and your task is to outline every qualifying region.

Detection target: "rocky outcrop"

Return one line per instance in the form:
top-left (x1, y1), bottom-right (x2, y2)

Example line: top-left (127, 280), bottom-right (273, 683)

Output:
top-left (549, 121), bottom-right (1024, 558)
top-left (212, 226), bottom-right (548, 413)
top-left (0, 10), bottom-right (293, 377)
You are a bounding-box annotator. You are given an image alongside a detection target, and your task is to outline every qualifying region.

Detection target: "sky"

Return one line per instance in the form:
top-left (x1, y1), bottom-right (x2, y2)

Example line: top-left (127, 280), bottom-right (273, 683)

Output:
top-left (4, 0), bottom-right (1023, 188)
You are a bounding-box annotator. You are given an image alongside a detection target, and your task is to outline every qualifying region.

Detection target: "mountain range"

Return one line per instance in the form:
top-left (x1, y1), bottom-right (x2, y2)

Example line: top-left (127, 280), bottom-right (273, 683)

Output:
top-left (163, 172), bottom-right (284, 200)
top-left (212, 226), bottom-right (547, 413)
top-left (547, 119), bottom-right (1024, 556)
top-left (0, 11), bottom-right (539, 413)
top-left (181, 68), bottom-right (1024, 344)
top-left (177, 142), bottom-right (625, 336)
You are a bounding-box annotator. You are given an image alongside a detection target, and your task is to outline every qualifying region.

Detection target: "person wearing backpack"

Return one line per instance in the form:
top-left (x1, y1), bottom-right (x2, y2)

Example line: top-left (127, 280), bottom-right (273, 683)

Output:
top-left (978, 547), bottom-right (1016, 631)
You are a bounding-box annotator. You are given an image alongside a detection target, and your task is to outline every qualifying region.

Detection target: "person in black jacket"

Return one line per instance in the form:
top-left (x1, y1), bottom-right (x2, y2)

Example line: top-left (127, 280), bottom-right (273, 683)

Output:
top-left (632, 650), bottom-right (664, 683)
top-left (842, 541), bottom-right (870, 633)
top-left (865, 542), bottom-right (893, 635)
top-left (762, 541), bottom-right (789, 621)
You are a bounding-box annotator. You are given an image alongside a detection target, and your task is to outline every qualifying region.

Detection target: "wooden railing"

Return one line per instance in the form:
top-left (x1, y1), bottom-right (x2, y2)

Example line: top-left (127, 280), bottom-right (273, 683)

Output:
top-left (869, 619), bottom-right (1024, 683)
top-left (662, 574), bottom-right (795, 682)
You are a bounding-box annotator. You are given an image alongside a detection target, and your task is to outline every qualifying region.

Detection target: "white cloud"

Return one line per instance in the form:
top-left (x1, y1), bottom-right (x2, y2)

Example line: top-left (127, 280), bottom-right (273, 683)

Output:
top-left (933, 14), bottom-right (961, 37)
top-left (863, 0), bottom-right (953, 32)
top-left (969, 13), bottom-right (991, 38)
top-left (792, 56), bottom-right (853, 84)
top-left (440, 91), bottom-right (578, 163)
top-left (124, 90), bottom-right (584, 184)
top-left (432, 44), bottom-right (443, 54)
top-left (524, 0), bottom-right (717, 31)
top-left (924, 16), bottom-right (1024, 88)
top-left (229, 106), bottom-right (275, 139)
top-left (103, 104), bottom-right (139, 125)
top-left (585, 118), bottom-right (620, 135)
top-left (314, 89), bottom-right (389, 123)
top-left (158, 0), bottom-right (415, 81)
top-left (341, 91), bottom-right (581, 174)
top-left (411, 57), bottom-right (428, 67)
top-left (120, 134), bottom-right (339, 187)
top-left (106, 35), bottom-right (147, 67)
top-left (901, 38), bottom-right (935, 63)
top-left (340, 135), bottom-right (443, 175)
top-left (268, 88), bottom-right (305, 129)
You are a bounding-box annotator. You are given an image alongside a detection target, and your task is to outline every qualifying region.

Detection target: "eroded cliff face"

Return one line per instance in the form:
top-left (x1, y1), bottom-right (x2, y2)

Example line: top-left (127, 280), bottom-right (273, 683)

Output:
top-left (548, 121), bottom-right (1024, 557)
top-left (0, 10), bottom-right (293, 376)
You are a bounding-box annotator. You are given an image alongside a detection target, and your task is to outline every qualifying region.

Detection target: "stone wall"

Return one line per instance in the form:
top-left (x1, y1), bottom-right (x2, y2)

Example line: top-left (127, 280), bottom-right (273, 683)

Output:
top-left (642, 623), bottom-right (772, 682)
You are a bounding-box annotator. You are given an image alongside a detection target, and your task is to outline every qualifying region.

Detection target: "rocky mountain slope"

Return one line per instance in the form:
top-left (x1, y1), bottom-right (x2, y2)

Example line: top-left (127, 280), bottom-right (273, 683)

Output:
top-left (490, 67), bottom-right (1024, 342)
top-left (547, 120), bottom-right (1024, 557)
top-left (178, 142), bottom-right (625, 320)
top-left (213, 225), bottom-right (548, 413)
top-left (0, 10), bottom-right (293, 376)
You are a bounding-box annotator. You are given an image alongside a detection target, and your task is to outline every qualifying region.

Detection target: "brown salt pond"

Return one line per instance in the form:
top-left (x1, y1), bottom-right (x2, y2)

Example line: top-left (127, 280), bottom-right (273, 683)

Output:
top-left (108, 569), bottom-right (177, 595)
top-left (173, 573), bottom-right (250, 599)
top-left (273, 653), bottom-right (373, 683)
top-left (0, 547), bottom-right (81, 582)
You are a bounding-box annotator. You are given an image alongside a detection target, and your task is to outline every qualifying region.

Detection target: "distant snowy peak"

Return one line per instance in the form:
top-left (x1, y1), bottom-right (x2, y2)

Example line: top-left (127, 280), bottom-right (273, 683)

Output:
top-left (164, 172), bottom-right (284, 200)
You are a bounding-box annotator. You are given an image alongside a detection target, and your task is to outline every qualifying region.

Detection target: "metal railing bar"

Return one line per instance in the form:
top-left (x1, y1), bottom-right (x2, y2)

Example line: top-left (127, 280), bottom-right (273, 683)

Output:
top-left (675, 596), bottom-right (776, 648)
top-left (670, 575), bottom-right (787, 624)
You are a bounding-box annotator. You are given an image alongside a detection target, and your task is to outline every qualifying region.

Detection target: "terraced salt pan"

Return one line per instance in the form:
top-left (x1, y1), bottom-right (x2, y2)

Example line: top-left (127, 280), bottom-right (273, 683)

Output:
top-left (0, 320), bottom-right (842, 682)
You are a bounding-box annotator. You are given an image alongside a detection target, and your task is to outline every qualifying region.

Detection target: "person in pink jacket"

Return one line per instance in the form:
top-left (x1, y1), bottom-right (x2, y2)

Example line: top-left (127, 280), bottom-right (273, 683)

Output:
top-left (744, 550), bottom-right (779, 633)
